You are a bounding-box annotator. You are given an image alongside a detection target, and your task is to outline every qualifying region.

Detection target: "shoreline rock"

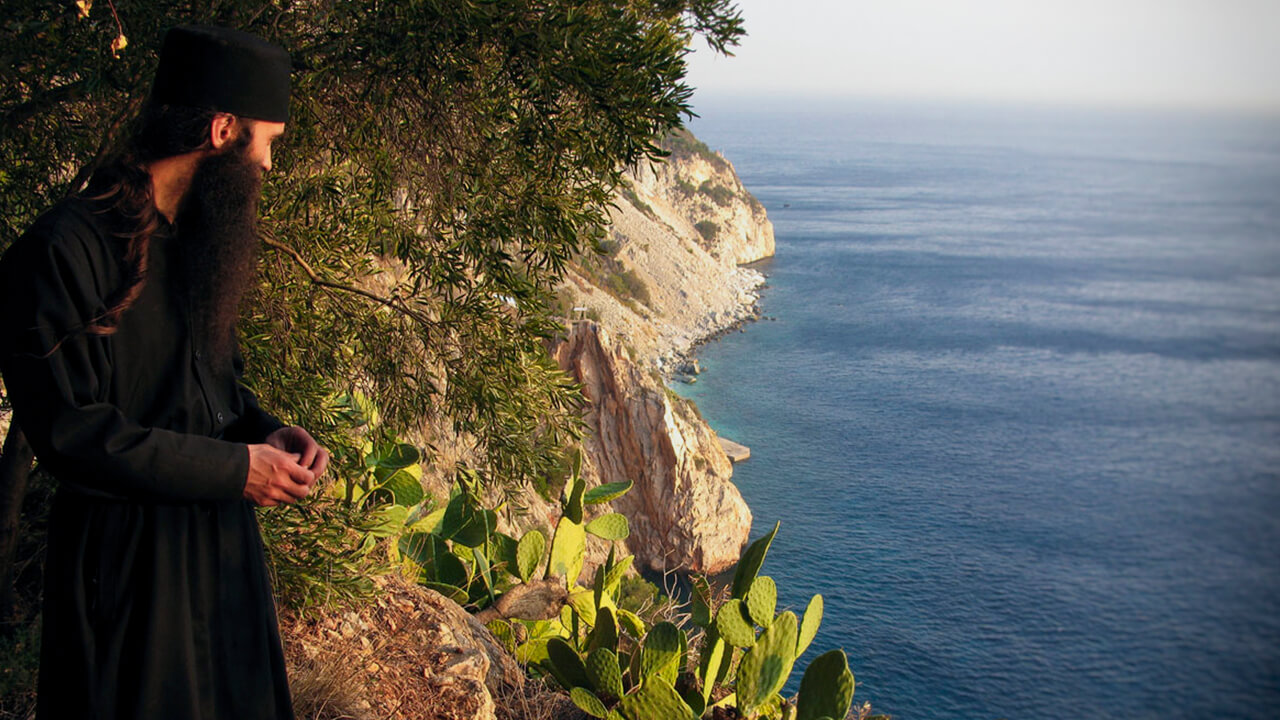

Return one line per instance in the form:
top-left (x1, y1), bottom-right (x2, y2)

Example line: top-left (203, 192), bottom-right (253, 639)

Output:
top-left (551, 321), bottom-right (752, 575)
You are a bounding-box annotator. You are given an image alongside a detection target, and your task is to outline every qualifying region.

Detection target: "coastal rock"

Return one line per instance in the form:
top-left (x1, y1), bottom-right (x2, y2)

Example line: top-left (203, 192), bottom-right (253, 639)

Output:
top-left (282, 575), bottom-right (523, 720)
top-left (552, 321), bottom-right (752, 575)
top-left (562, 128), bottom-right (775, 369)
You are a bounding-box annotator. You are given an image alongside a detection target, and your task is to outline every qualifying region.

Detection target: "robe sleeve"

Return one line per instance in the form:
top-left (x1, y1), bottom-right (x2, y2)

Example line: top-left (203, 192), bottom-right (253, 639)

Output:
top-left (0, 215), bottom-right (251, 502)
top-left (223, 342), bottom-right (287, 444)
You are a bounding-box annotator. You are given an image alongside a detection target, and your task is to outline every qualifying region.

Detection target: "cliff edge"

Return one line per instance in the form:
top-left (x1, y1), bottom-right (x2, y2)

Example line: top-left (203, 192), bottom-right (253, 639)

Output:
top-left (552, 321), bottom-right (751, 575)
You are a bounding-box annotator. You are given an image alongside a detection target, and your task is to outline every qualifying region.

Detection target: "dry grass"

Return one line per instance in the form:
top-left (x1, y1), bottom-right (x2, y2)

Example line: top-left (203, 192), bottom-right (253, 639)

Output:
top-left (493, 677), bottom-right (584, 720)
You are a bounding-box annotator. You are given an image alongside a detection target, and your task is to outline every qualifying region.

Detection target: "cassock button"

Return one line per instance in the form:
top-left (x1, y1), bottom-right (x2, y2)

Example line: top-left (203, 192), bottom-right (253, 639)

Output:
top-left (195, 349), bottom-right (203, 360)
top-left (216, 412), bottom-right (224, 423)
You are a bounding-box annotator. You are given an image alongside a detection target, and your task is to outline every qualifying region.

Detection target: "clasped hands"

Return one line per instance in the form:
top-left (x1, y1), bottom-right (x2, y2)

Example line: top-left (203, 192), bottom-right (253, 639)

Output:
top-left (244, 426), bottom-right (331, 507)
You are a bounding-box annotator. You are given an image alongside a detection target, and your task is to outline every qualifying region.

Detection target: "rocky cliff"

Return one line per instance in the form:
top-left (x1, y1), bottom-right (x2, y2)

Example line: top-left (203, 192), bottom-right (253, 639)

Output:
top-left (545, 128), bottom-right (772, 576)
top-left (562, 128), bottom-right (774, 372)
top-left (551, 321), bottom-right (751, 575)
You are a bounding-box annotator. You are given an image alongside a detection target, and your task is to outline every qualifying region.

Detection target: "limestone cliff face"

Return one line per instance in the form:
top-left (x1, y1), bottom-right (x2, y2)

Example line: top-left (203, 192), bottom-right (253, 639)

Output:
top-left (634, 128), bottom-right (774, 266)
top-left (551, 321), bottom-right (751, 575)
top-left (564, 128), bottom-right (775, 372)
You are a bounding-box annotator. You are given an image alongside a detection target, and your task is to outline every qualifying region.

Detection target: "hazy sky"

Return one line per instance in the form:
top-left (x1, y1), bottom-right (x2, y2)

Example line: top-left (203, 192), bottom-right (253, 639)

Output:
top-left (684, 0), bottom-right (1280, 111)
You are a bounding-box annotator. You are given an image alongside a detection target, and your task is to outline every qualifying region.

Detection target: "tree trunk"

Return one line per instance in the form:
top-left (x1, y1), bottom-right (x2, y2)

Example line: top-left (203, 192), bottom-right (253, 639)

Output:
top-left (0, 421), bottom-right (33, 624)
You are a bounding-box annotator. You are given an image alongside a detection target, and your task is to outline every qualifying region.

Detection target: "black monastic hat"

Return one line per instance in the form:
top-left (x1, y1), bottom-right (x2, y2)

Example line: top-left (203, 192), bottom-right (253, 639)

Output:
top-left (151, 25), bottom-right (291, 122)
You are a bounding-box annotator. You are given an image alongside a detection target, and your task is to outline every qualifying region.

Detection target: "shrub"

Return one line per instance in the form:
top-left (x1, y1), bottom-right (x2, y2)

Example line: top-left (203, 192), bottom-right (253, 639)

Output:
top-left (698, 180), bottom-right (736, 207)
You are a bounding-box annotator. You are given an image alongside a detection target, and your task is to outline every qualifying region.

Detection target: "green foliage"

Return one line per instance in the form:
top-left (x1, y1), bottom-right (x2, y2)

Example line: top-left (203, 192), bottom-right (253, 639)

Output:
top-left (586, 513), bottom-right (631, 540)
top-left (796, 650), bottom-right (856, 720)
top-left (585, 480), bottom-right (634, 505)
top-left (698, 179), bottom-right (736, 207)
top-left (736, 610), bottom-right (798, 715)
top-left (733, 521), bottom-right (780, 599)
top-left (694, 219), bottom-right (719, 242)
top-left (745, 575), bottom-right (778, 627)
top-left (797, 594), bottom-right (824, 658)
top-left (531, 513), bottom-right (861, 720)
top-left (572, 686), bottom-right (610, 718)
top-left (716, 599), bottom-right (758, 648)
top-left (618, 677), bottom-right (695, 720)
top-left (516, 530), bottom-right (547, 583)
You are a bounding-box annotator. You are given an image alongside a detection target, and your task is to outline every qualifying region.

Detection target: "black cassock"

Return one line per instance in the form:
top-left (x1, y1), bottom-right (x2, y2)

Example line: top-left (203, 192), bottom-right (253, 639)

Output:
top-left (0, 198), bottom-right (294, 719)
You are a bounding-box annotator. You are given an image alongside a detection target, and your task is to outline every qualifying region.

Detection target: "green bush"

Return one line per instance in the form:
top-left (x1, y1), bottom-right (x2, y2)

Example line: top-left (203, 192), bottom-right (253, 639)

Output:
top-left (698, 180), bottom-right (736, 207)
top-left (694, 220), bottom-right (719, 243)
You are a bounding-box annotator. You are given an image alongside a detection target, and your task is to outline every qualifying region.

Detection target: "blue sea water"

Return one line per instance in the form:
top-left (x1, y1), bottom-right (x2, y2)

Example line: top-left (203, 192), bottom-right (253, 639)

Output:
top-left (679, 98), bottom-right (1280, 720)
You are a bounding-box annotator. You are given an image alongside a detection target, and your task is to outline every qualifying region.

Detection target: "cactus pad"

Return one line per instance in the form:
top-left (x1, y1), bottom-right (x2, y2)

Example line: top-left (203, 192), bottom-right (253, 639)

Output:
top-left (571, 687), bottom-right (608, 718)
top-left (796, 649), bottom-right (855, 720)
top-left (589, 607), bottom-right (619, 653)
top-left (586, 647), bottom-right (626, 699)
top-left (548, 517), bottom-right (585, 586)
top-left (616, 608), bottom-right (647, 639)
top-left (716, 599), bottom-right (757, 648)
top-left (584, 479), bottom-right (634, 504)
top-left (565, 475), bottom-right (586, 523)
top-left (796, 594), bottom-right (824, 658)
top-left (731, 521), bottom-right (780, 599)
top-left (690, 574), bottom-right (714, 628)
top-left (735, 611), bottom-right (798, 715)
top-left (547, 637), bottom-right (590, 690)
top-left (586, 513), bottom-right (631, 540)
top-left (642, 622), bottom-right (683, 685)
top-left (515, 529), bottom-right (546, 583)
top-left (618, 676), bottom-right (695, 720)
top-left (746, 575), bottom-right (778, 627)
top-left (698, 635), bottom-right (725, 704)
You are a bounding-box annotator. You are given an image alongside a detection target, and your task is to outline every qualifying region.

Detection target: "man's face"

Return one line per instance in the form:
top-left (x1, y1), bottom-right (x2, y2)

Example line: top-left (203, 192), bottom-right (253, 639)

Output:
top-left (240, 119), bottom-right (286, 173)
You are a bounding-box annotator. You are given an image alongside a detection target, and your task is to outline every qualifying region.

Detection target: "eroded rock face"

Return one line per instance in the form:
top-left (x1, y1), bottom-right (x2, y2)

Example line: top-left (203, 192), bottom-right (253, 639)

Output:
top-left (562, 129), bottom-right (774, 371)
top-left (552, 321), bottom-right (751, 575)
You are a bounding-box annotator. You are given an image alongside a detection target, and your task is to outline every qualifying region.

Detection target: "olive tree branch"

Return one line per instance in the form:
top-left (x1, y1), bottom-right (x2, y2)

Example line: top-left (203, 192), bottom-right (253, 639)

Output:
top-left (260, 235), bottom-right (435, 329)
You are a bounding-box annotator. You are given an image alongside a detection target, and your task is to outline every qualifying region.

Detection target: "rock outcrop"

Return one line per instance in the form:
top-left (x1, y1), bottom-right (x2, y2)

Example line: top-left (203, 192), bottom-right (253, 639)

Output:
top-left (552, 321), bottom-right (751, 575)
top-left (562, 128), bottom-right (775, 372)
top-left (283, 575), bottom-right (526, 720)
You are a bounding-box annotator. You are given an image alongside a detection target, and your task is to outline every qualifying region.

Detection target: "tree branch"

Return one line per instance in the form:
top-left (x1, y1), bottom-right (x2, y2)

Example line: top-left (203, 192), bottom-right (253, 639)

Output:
top-left (260, 235), bottom-right (436, 329)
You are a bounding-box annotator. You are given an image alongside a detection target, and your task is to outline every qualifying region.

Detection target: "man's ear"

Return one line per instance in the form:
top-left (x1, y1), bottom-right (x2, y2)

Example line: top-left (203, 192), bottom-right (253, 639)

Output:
top-left (208, 113), bottom-right (239, 150)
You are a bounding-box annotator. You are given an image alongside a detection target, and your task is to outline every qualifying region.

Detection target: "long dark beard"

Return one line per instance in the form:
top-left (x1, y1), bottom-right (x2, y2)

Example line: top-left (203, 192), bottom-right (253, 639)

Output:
top-left (173, 133), bottom-right (263, 375)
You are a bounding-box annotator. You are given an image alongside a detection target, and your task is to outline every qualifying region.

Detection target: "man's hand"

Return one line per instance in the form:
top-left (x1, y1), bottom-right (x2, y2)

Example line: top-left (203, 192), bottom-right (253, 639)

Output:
top-left (264, 425), bottom-right (330, 482)
top-left (244, 444), bottom-right (316, 507)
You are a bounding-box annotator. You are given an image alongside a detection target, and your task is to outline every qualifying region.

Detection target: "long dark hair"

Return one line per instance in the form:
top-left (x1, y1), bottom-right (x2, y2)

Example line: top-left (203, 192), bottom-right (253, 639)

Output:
top-left (80, 102), bottom-right (219, 337)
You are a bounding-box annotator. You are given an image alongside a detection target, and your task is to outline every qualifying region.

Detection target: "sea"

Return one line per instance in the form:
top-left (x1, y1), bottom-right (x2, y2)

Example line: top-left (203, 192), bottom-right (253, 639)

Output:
top-left (678, 97), bottom-right (1280, 720)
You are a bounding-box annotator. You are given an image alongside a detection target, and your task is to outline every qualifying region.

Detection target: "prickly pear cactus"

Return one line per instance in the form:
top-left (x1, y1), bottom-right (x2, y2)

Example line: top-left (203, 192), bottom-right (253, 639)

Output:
top-left (745, 575), bottom-right (778, 627)
top-left (698, 634), bottom-right (725, 705)
top-left (586, 647), bottom-right (626, 700)
top-left (565, 475), bottom-right (586, 523)
top-left (584, 478), bottom-right (633, 504)
top-left (796, 649), bottom-right (855, 720)
top-left (618, 676), bottom-right (695, 720)
top-left (716, 599), bottom-right (757, 648)
top-left (586, 512), bottom-right (630, 540)
top-left (732, 521), bottom-right (780, 599)
top-left (616, 607), bottom-right (647, 639)
top-left (735, 610), bottom-right (798, 716)
top-left (571, 686), bottom-right (608, 718)
top-left (690, 574), bottom-right (715, 628)
top-left (515, 529), bottom-right (546, 583)
top-left (548, 516), bottom-right (585, 586)
top-left (796, 594), bottom-right (824, 658)
top-left (546, 637), bottom-right (589, 690)
top-left (589, 606), bottom-right (619, 653)
top-left (641, 621), bottom-right (683, 685)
